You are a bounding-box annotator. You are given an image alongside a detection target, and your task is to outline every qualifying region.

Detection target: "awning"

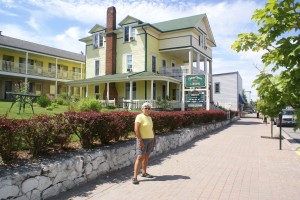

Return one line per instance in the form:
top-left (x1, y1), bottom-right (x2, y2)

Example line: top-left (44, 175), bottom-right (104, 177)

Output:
top-left (239, 94), bottom-right (247, 104)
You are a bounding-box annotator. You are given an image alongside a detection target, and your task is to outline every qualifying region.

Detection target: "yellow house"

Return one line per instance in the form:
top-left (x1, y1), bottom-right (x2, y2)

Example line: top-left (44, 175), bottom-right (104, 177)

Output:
top-left (68, 6), bottom-right (216, 110)
top-left (0, 32), bottom-right (85, 100)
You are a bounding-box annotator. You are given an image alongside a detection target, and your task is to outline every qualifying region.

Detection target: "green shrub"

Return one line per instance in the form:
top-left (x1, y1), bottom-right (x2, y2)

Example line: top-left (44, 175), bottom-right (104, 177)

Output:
top-left (55, 97), bottom-right (65, 105)
top-left (79, 99), bottom-right (101, 112)
top-left (37, 95), bottom-right (52, 108)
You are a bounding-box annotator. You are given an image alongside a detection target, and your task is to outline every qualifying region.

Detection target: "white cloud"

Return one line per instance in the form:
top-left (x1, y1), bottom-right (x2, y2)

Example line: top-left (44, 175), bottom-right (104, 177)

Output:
top-left (26, 17), bottom-right (40, 31)
top-left (51, 27), bottom-right (86, 54)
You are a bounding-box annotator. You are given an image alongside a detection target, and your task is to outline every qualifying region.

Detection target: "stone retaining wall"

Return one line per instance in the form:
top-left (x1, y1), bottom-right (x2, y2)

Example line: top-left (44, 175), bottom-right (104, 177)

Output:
top-left (0, 118), bottom-right (236, 200)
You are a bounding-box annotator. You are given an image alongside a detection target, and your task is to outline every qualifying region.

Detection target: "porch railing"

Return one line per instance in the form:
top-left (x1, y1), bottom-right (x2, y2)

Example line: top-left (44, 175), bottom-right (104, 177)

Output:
top-left (0, 60), bottom-right (82, 80)
top-left (113, 99), bottom-right (181, 110)
top-left (160, 66), bottom-right (204, 80)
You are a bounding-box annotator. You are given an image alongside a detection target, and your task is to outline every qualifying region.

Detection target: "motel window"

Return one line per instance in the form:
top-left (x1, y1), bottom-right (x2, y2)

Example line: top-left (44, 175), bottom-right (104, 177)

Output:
top-left (93, 32), bottom-right (104, 48)
top-left (95, 85), bottom-right (100, 99)
top-left (95, 60), bottom-right (100, 76)
top-left (153, 83), bottom-right (156, 100)
top-left (124, 26), bottom-right (136, 42)
top-left (152, 56), bottom-right (156, 72)
top-left (162, 59), bottom-right (166, 74)
top-left (127, 54), bottom-right (132, 72)
top-left (125, 82), bottom-right (136, 99)
top-left (215, 82), bottom-right (220, 93)
top-left (48, 63), bottom-right (56, 72)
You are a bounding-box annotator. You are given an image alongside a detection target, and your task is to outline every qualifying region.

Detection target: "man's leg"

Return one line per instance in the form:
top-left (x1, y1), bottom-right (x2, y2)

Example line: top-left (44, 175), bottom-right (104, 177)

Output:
top-left (133, 155), bottom-right (144, 178)
top-left (142, 152), bottom-right (151, 175)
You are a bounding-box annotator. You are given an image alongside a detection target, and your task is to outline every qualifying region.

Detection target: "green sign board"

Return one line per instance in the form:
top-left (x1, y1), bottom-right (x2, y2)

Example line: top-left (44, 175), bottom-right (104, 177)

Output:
top-left (185, 90), bottom-right (205, 103)
top-left (185, 75), bottom-right (206, 87)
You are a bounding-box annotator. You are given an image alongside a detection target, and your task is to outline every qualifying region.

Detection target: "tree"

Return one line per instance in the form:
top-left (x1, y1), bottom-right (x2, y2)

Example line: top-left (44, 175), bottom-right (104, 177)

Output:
top-left (232, 0), bottom-right (300, 128)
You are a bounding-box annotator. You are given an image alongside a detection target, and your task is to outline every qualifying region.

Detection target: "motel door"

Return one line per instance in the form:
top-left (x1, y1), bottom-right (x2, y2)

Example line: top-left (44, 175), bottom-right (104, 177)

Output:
top-left (4, 81), bottom-right (12, 100)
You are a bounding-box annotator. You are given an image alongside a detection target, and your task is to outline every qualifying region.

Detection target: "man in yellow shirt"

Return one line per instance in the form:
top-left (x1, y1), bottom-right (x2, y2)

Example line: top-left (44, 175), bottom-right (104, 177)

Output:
top-left (132, 102), bottom-right (156, 184)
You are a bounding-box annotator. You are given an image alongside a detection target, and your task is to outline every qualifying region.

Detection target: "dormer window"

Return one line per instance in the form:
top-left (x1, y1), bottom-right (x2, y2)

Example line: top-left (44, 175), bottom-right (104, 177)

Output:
top-left (124, 26), bottom-right (136, 42)
top-left (93, 32), bottom-right (104, 48)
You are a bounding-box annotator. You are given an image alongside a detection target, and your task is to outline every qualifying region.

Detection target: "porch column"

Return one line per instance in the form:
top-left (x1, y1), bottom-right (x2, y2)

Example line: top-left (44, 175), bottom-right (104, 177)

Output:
top-left (196, 52), bottom-right (200, 73)
top-left (167, 81), bottom-right (170, 98)
top-left (129, 81), bottom-right (133, 110)
top-left (106, 82), bottom-right (110, 100)
top-left (55, 58), bottom-right (58, 98)
top-left (68, 86), bottom-right (71, 96)
top-left (81, 63), bottom-right (83, 79)
top-left (25, 52), bottom-right (28, 90)
top-left (25, 52), bottom-right (28, 75)
top-left (209, 60), bottom-right (213, 103)
top-left (205, 57), bottom-right (210, 110)
top-left (189, 49), bottom-right (193, 74)
top-left (204, 57), bottom-right (207, 73)
top-left (151, 80), bottom-right (154, 100)
top-left (86, 84), bottom-right (88, 97)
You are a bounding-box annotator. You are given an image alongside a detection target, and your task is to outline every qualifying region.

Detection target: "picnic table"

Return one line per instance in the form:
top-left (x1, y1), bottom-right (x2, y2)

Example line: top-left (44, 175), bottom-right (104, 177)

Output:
top-left (6, 92), bottom-right (40, 114)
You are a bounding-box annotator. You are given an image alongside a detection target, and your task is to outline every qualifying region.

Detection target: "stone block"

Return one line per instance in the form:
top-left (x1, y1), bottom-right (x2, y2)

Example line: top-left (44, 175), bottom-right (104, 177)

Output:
top-left (0, 185), bottom-right (19, 199)
top-left (21, 178), bottom-right (38, 194)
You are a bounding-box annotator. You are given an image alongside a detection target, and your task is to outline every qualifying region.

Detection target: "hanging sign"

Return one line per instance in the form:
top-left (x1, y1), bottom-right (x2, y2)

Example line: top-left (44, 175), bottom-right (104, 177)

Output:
top-left (185, 75), bottom-right (206, 87)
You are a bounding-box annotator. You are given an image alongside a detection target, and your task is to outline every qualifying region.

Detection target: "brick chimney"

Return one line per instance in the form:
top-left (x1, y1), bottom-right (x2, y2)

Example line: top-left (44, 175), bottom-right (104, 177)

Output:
top-left (105, 6), bottom-right (116, 75)
top-left (103, 6), bottom-right (118, 101)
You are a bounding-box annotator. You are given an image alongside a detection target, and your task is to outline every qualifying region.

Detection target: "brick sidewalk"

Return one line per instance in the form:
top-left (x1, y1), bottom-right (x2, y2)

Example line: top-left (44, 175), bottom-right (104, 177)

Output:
top-left (51, 116), bottom-right (300, 200)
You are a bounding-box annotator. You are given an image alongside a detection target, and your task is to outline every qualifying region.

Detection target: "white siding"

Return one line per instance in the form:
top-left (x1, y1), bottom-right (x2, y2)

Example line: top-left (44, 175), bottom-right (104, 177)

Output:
top-left (212, 72), bottom-right (242, 111)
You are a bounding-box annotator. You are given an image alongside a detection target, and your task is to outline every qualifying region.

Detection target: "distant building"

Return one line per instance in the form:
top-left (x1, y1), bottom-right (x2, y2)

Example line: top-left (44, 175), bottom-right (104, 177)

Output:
top-left (212, 71), bottom-right (246, 111)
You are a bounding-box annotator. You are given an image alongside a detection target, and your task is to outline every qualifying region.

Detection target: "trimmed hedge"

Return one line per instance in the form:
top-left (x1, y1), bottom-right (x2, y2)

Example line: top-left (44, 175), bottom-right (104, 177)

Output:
top-left (0, 110), bottom-right (230, 163)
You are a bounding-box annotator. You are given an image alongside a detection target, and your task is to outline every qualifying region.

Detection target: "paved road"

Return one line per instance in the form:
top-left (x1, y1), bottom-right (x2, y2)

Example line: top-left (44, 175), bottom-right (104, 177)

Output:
top-left (50, 115), bottom-right (300, 200)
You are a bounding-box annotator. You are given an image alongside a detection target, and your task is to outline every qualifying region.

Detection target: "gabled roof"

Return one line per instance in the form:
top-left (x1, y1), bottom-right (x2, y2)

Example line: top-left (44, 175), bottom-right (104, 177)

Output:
top-left (152, 14), bottom-right (205, 32)
top-left (118, 15), bottom-right (143, 26)
top-left (88, 24), bottom-right (106, 34)
top-left (151, 14), bottom-right (216, 46)
top-left (0, 35), bottom-right (85, 62)
top-left (66, 71), bottom-right (181, 86)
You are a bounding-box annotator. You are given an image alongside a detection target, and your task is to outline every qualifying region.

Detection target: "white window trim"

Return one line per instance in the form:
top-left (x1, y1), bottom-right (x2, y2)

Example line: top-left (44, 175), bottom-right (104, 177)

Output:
top-left (123, 24), bottom-right (136, 42)
top-left (93, 31), bottom-right (105, 48)
top-left (214, 82), bottom-right (220, 93)
top-left (152, 55), bottom-right (157, 72)
top-left (126, 54), bottom-right (133, 72)
top-left (95, 59), bottom-right (100, 76)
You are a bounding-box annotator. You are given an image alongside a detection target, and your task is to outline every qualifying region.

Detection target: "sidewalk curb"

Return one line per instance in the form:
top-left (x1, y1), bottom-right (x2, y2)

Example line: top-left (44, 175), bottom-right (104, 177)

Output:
top-left (281, 129), bottom-right (300, 156)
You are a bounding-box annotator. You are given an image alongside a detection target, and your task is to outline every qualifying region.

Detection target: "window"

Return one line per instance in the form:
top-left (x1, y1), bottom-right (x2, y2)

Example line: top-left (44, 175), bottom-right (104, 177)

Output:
top-left (153, 83), bottom-right (156, 99)
top-left (125, 82), bottom-right (136, 99)
top-left (162, 59), bottom-right (166, 74)
top-left (152, 56), bottom-right (156, 72)
top-left (95, 60), bottom-right (100, 76)
top-left (127, 55), bottom-right (132, 72)
top-left (162, 84), bottom-right (166, 99)
top-left (215, 82), bottom-right (220, 93)
top-left (124, 26), bottom-right (136, 42)
top-left (95, 85), bottom-right (100, 99)
top-left (93, 32), bottom-right (104, 48)
top-left (48, 63), bottom-right (56, 72)
top-left (171, 62), bottom-right (175, 67)
top-left (199, 33), bottom-right (207, 48)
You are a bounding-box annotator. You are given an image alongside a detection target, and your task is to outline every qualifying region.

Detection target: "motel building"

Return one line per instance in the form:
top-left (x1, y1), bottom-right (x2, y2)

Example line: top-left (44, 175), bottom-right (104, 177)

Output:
top-left (67, 6), bottom-right (216, 110)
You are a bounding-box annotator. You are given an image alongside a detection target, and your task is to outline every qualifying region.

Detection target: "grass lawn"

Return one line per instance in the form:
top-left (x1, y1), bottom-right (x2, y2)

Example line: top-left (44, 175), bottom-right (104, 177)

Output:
top-left (0, 101), bottom-right (69, 119)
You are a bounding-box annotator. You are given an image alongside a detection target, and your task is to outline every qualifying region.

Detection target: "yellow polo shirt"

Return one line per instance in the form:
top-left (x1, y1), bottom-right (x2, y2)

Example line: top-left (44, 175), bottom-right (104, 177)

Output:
top-left (135, 113), bottom-right (154, 139)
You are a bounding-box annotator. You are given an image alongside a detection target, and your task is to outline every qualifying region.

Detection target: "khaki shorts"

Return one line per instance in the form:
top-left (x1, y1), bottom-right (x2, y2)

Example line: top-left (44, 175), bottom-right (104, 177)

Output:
top-left (136, 138), bottom-right (154, 156)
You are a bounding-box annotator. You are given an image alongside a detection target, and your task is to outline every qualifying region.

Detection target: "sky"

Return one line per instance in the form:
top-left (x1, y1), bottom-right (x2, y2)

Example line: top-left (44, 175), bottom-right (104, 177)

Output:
top-left (0, 0), bottom-right (267, 101)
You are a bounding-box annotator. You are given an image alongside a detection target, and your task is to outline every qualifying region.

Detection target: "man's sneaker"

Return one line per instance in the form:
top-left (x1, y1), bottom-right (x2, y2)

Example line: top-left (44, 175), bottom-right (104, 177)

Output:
top-left (132, 177), bottom-right (139, 184)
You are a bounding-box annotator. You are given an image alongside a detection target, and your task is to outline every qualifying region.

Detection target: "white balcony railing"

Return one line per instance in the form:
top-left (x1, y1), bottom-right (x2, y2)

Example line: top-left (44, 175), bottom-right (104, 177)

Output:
top-left (160, 66), bottom-right (204, 80)
top-left (0, 60), bottom-right (82, 80)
